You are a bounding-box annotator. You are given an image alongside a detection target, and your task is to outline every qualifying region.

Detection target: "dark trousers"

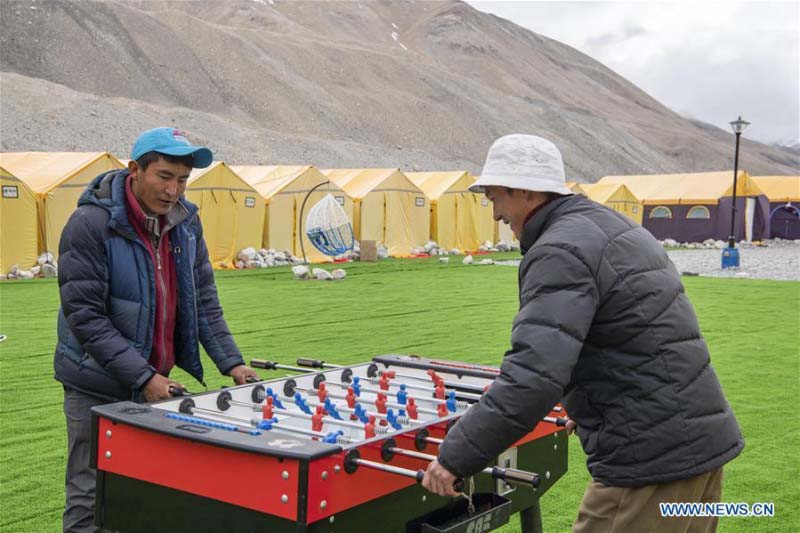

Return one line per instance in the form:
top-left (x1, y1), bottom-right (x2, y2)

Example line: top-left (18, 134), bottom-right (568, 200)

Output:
top-left (63, 387), bottom-right (113, 533)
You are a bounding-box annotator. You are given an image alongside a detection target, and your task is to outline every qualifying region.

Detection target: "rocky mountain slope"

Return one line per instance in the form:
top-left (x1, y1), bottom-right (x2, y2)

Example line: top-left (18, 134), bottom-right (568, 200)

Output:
top-left (1, 0), bottom-right (796, 179)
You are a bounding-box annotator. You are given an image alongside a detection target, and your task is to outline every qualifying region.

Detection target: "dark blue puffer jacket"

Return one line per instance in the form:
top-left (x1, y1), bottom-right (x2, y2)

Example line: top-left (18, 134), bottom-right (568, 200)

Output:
top-left (54, 169), bottom-right (244, 401)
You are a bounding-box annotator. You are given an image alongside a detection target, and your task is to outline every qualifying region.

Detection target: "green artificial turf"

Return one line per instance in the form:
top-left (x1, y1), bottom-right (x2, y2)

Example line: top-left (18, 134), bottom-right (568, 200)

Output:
top-left (0, 255), bottom-right (797, 532)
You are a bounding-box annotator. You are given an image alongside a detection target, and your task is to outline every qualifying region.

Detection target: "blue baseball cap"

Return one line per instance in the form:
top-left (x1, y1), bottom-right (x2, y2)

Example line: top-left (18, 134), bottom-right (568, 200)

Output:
top-left (130, 127), bottom-right (213, 168)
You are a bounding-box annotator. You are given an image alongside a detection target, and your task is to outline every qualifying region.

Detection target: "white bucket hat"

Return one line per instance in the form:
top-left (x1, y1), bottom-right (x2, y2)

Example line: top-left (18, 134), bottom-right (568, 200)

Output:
top-left (470, 134), bottom-right (574, 195)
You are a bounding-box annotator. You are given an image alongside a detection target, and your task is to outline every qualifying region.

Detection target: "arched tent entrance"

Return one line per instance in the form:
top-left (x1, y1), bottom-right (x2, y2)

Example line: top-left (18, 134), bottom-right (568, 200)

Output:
top-left (0, 164), bottom-right (38, 272)
top-left (0, 152), bottom-right (125, 259)
top-left (769, 204), bottom-right (800, 240)
top-left (323, 169), bottom-right (429, 257)
top-left (185, 162), bottom-right (265, 268)
top-left (233, 166), bottom-right (354, 263)
top-left (406, 171), bottom-right (493, 251)
top-left (752, 176), bottom-right (800, 239)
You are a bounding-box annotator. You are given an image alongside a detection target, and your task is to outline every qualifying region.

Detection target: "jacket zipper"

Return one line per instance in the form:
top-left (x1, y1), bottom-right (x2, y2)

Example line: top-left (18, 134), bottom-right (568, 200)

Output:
top-left (186, 234), bottom-right (205, 388)
top-left (155, 235), bottom-right (168, 374)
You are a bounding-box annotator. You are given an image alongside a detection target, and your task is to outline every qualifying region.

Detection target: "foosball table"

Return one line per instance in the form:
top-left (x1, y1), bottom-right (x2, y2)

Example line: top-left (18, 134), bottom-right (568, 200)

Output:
top-left (91, 355), bottom-right (568, 532)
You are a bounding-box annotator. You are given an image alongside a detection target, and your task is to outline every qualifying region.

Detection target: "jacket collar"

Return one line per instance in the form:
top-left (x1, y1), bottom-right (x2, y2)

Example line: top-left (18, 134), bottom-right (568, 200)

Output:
top-left (519, 194), bottom-right (579, 254)
top-left (79, 169), bottom-right (197, 240)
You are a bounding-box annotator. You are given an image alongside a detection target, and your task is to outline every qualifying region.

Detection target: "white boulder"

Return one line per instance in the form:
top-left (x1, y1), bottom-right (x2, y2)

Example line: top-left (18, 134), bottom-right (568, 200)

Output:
top-left (292, 265), bottom-right (310, 279)
top-left (42, 263), bottom-right (58, 278)
top-left (38, 252), bottom-right (55, 266)
top-left (238, 247), bottom-right (257, 261)
top-left (313, 268), bottom-right (333, 280)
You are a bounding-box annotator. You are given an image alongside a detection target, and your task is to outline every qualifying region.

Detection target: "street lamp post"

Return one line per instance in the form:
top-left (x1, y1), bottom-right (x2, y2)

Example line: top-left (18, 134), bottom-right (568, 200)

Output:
top-left (721, 116), bottom-right (750, 269)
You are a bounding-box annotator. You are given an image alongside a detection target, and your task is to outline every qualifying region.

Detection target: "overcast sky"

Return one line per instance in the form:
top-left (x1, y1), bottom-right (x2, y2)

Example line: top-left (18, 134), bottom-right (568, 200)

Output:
top-left (468, 1), bottom-right (799, 145)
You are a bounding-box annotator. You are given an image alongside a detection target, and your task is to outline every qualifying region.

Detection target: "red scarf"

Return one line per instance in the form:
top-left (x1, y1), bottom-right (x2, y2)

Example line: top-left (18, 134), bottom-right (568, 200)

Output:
top-left (124, 174), bottom-right (177, 375)
top-left (523, 194), bottom-right (558, 226)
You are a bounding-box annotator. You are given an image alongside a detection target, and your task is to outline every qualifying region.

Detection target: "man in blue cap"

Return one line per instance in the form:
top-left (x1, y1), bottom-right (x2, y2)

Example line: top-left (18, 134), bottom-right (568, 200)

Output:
top-left (54, 128), bottom-right (260, 532)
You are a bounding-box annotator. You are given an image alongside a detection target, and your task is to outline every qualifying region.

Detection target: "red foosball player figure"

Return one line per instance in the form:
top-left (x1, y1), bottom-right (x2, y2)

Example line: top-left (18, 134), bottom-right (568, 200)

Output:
top-left (261, 396), bottom-right (274, 419)
top-left (406, 398), bottom-right (419, 420)
top-left (312, 406), bottom-right (324, 432)
top-left (365, 416), bottom-right (377, 439)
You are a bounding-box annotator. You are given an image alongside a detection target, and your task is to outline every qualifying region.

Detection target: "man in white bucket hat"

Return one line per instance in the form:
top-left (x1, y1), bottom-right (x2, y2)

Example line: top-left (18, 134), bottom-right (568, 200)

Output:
top-left (423, 134), bottom-right (743, 532)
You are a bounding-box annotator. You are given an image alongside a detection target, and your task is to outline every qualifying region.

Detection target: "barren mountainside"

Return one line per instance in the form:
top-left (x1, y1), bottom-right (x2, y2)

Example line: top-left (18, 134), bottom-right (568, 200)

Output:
top-left (1, 0), bottom-right (796, 179)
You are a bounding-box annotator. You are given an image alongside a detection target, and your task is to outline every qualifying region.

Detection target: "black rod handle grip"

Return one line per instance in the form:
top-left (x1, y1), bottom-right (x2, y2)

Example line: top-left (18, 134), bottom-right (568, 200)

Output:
top-left (414, 470), bottom-right (465, 492)
top-left (168, 386), bottom-right (189, 397)
top-left (250, 359), bottom-right (277, 370)
top-left (296, 358), bottom-right (324, 368)
top-left (491, 466), bottom-right (541, 488)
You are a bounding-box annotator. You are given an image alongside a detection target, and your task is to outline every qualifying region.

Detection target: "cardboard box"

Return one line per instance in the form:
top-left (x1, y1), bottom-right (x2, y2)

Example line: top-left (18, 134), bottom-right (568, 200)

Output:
top-left (360, 240), bottom-right (378, 262)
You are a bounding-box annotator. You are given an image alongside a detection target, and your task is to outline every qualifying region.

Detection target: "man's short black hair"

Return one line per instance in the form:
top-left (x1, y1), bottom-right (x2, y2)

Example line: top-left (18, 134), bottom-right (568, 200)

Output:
top-left (135, 151), bottom-right (195, 171)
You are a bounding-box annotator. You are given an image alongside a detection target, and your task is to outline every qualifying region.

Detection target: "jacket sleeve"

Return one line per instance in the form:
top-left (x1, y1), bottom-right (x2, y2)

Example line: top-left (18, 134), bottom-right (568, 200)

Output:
top-left (192, 216), bottom-right (245, 375)
top-left (58, 208), bottom-right (155, 391)
top-left (438, 244), bottom-right (599, 477)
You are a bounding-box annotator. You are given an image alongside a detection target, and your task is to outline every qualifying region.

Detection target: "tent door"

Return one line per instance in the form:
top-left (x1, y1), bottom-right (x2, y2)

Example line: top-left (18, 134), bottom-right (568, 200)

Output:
top-left (745, 197), bottom-right (755, 242)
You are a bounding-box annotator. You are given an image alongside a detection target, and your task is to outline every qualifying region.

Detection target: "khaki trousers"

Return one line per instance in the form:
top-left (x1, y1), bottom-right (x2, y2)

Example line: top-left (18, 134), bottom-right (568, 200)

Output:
top-left (573, 467), bottom-right (724, 533)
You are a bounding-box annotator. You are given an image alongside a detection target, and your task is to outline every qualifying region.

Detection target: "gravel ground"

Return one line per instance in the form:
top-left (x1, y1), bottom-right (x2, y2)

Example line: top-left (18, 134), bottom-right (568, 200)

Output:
top-left (667, 241), bottom-right (799, 281)
top-left (496, 240), bottom-right (800, 282)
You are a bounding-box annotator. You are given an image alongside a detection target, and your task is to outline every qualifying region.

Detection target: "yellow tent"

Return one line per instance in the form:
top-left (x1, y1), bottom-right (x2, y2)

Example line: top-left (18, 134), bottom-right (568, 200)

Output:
top-left (185, 162), bottom-right (266, 268)
top-left (567, 182), bottom-right (592, 195)
top-left (406, 171), bottom-right (493, 251)
top-left (467, 173), bottom-right (497, 247)
top-left (580, 182), bottom-right (642, 224)
top-left (750, 176), bottom-right (800, 203)
top-left (598, 171), bottom-right (770, 242)
top-left (598, 171), bottom-right (760, 205)
top-left (0, 152), bottom-right (124, 259)
top-left (232, 166), bottom-right (354, 262)
top-left (0, 164), bottom-right (39, 272)
top-left (322, 168), bottom-right (429, 257)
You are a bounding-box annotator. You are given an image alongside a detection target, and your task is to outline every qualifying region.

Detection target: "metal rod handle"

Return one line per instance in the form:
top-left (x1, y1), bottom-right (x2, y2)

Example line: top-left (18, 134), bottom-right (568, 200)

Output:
top-left (251, 359), bottom-right (311, 374)
top-left (490, 466), bottom-right (541, 488)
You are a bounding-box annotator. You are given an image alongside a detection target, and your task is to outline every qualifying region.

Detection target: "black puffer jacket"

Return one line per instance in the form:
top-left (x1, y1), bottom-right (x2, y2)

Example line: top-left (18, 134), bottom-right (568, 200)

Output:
top-left (439, 194), bottom-right (743, 487)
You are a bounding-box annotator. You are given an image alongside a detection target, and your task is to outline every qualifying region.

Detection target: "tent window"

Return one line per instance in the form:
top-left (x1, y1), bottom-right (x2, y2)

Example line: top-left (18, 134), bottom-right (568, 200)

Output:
top-left (686, 206), bottom-right (710, 219)
top-left (632, 206), bottom-right (639, 213)
top-left (245, 197), bottom-right (256, 208)
top-left (481, 198), bottom-right (489, 207)
top-left (335, 196), bottom-right (345, 206)
top-left (415, 197), bottom-right (425, 207)
top-left (649, 206), bottom-right (672, 219)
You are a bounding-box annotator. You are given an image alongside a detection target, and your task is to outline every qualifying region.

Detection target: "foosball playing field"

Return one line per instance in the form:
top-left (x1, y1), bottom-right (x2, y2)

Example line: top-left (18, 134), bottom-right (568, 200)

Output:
top-left (0, 254), bottom-right (798, 532)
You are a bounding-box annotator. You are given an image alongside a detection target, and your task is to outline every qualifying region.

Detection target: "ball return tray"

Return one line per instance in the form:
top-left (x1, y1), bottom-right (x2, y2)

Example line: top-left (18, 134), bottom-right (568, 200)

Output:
top-left (412, 493), bottom-right (512, 533)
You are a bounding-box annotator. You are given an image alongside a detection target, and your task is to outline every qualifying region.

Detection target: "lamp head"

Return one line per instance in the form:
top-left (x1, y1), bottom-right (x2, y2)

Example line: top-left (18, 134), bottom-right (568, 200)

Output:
top-left (730, 116), bottom-right (750, 135)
